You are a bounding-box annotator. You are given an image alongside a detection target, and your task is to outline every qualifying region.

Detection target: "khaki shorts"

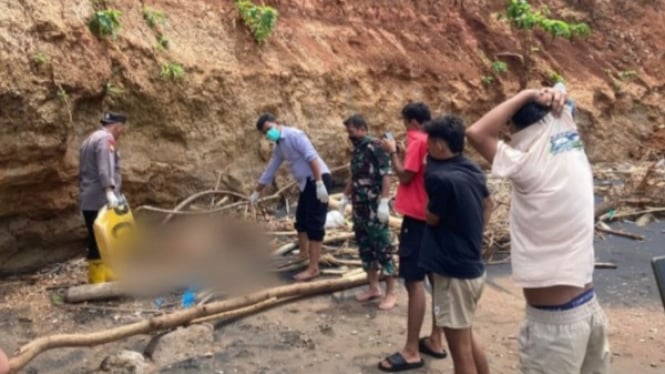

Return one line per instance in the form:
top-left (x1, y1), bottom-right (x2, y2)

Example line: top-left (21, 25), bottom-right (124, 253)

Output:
top-left (431, 272), bottom-right (485, 329)
top-left (520, 297), bottom-right (610, 374)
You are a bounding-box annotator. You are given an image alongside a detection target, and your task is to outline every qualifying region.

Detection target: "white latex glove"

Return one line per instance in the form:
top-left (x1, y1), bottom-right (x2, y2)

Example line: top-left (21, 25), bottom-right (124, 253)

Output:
top-left (315, 180), bottom-right (329, 203)
top-left (377, 198), bottom-right (390, 223)
top-left (105, 189), bottom-right (119, 208)
top-left (338, 195), bottom-right (350, 215)
top-left (249, 191), bottom-right (260, 205)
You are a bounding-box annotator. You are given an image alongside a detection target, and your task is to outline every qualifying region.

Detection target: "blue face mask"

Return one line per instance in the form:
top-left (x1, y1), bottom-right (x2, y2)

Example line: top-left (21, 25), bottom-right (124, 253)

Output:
top-left (265, 127), bottom-right (281, 142)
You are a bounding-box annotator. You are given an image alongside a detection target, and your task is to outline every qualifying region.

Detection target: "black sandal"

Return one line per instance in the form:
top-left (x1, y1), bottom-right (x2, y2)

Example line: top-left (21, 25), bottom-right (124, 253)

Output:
top-left (418, 337), bottom-right (448, 359)
top-left (378, 352), bottom-right (425, 372)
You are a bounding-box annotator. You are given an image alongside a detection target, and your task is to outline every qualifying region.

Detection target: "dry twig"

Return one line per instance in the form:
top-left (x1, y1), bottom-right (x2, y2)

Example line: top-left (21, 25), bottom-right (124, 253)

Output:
top-left (9, 273), bottom-right (369, 372)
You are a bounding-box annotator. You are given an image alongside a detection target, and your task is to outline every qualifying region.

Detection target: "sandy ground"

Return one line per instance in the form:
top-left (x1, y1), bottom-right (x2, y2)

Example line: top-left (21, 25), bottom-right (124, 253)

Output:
top-left (1, 222), bottom-right (665, 373)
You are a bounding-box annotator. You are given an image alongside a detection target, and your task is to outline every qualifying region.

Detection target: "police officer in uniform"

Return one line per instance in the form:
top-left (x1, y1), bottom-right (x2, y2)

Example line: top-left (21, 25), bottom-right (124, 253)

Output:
top-left (79, 112), bottom-right (127, 283)
top-left (339, 114), bottom-right (397, 310)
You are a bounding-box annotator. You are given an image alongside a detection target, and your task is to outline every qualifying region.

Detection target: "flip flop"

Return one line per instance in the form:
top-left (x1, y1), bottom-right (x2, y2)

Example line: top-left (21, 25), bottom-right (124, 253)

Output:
top-left (418, 337), bottom-right (448, 359)
top-left (378, 352), bottom-right (425, 372)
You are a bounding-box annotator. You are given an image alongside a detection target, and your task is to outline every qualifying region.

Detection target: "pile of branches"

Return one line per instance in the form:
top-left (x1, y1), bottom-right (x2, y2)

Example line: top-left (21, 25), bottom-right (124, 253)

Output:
top-left (10, 160), bottom-right (663, 372)
top-left (134, 164), bottom-right (517, 276)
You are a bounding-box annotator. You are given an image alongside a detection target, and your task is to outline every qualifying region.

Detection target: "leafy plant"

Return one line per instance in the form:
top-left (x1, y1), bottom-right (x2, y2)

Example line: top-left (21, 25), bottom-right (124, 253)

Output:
top-left (549, 70), bottom-right (565, 84)
top-left (161, 62), bottom-right (185, 80)
top-left (33, 51), bottom-right (48, 65)
top-left (505, 0), bottom-right (590, 40)
top-left (236, 0), bottom-right (278, 44)
top-left (157, 34), bottom-right (169, 50)
top-left (143, 6), bottom-right (167, 29)
top-left (89, 9), bottom-right (122, 39)
top-left (503, 0), bottom-right (591, 87)
top-left (570, 23), bottom-right (591, 39)
top-left (481, 75), bottom-right (495, 86)
top-left (491, 60), bottom-right (508, 74)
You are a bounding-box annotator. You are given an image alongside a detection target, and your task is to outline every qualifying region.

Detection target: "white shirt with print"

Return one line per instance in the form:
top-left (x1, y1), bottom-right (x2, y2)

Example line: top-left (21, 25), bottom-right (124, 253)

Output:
top-left (492, 107), bottom-right (595, 288)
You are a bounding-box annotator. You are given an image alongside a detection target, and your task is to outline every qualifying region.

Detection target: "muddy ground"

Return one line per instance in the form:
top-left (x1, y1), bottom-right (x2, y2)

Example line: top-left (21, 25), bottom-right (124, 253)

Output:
top-left (1, 220), bottom-right (664, 373)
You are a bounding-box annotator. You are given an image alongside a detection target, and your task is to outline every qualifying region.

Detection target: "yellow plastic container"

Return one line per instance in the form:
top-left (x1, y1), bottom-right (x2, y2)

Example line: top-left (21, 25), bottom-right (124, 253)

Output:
top-left (93, 202), bottom-right (136, 275)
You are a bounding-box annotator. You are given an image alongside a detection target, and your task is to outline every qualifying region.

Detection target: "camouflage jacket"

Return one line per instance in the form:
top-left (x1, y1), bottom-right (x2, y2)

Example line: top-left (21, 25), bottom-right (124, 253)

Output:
top-left (350, 136), bottom-right (392, 204)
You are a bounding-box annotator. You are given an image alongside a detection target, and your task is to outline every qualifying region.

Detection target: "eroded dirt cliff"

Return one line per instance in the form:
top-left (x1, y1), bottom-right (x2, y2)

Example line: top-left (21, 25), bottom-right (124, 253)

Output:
top-left (0, 0), bottom-right (663, 273)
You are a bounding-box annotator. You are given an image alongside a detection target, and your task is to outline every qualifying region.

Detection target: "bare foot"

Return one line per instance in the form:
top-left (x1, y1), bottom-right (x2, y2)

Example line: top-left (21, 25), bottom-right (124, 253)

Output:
top-left (293, 268), bottom-right (320, 282)
top-left (378, 292), bottom-right (397, 310)
top-left (355, 288), bottom-right (383, 302)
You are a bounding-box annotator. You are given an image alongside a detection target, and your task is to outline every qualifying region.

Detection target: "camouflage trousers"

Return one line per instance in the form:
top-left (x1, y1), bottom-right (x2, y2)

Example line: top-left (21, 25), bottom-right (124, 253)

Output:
top-left (352, 202), bottom-right (395, 275)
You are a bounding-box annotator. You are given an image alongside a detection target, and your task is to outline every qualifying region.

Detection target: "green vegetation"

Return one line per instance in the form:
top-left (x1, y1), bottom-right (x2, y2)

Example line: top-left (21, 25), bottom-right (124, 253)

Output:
top-left (157, 34), bottom-right (169, 50)
top-left (89, 9), bottom-right (122, 39)
top-left (236, 0), bottom-right (278, 44)
top-left (142, 6), bottom-right (169, 52)
top-left (481, 75), bottom-right (495, 86)
top-left (505, 0), bottom-right (590, 40)
top-left (612, 80), bottom-right (622, 92)
top-left (491, 60), bottom-right (508, 74)
top-left (56, 85), bottom-right (68, 101)
top-left (604, 68), bottom-right (639, 89)
top-left (502, 0), bottom-right (591, 87)
top-left (33, 51), bottom-right (48, 65)
top-left (105, 83), bottom-right (124, 96)
top-left (617, 70), bottom-right (638, 81)
top-left (549, 70), bottom-right (565, 84)
top-left (161, 62), bottom-right (185, 80)
top-left (143, 6), bottom-right (167, 29)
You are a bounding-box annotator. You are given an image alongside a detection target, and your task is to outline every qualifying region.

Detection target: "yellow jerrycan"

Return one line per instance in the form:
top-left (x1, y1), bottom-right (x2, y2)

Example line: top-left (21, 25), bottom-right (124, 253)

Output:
top-left (93, 200), bottom-right (136, 279)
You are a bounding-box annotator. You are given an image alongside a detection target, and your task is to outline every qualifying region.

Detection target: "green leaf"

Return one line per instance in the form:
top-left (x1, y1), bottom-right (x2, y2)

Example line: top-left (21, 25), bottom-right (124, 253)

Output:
top-left (89, 8), bottom-right (122, 39)
top-left (491, 60), bottom-right (508, 73)
top-left (236, 0), bottom-right (279, 44)
top-left (51, 294), bottom-right (64, 305)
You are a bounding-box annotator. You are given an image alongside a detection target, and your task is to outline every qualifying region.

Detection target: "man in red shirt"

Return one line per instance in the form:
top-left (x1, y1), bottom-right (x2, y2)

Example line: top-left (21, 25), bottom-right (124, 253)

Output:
top-left (378, 103), bottom-right (448, 372)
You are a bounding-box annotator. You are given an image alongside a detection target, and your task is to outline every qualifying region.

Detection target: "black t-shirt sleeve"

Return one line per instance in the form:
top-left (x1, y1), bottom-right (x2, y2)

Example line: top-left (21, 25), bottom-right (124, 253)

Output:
top-left (426, 173), bottom-right (451, 218)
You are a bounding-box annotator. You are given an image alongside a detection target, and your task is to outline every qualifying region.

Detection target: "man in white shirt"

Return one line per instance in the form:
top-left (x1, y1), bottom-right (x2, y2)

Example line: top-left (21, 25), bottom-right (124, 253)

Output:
top-left (466, 85), bottom-right (610, 373)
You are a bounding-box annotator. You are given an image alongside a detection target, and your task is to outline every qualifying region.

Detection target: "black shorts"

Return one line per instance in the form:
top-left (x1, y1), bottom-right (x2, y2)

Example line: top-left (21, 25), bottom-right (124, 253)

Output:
top-left (294, 174), bottom-right (332, 242)
top-left (398, 216), bottom-right (426, 282)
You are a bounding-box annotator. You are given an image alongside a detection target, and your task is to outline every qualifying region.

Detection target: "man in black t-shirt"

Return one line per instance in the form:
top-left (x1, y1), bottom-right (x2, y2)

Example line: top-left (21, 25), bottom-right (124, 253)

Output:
top-left (420, 115), bottom-right (494, 374)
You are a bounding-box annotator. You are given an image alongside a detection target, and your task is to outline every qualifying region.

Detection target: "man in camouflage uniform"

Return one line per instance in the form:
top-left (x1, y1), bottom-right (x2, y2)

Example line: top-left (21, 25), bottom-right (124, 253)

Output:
top-left (79, 112), bottom-right (127, 283)
top-left (339, 114), bottom-right (396, 310)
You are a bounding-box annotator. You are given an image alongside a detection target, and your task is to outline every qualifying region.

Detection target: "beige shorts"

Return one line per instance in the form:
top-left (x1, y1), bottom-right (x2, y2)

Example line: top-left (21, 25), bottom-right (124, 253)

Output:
top-left (431, 272), bottom-right (485, 329)
top-left (519, 297), bottom-right (610, 374)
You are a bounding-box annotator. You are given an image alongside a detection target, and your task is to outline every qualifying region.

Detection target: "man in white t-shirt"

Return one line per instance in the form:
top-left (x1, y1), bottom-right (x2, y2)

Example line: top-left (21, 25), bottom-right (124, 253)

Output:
top-left (466, 85), bottom-right (610, 373)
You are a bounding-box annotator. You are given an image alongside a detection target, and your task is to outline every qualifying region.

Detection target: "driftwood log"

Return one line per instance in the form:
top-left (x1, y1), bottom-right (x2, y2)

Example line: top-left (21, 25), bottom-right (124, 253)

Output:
top-left (8, 273), bottom-right (368, 373)
top-left (65, 282), bottom-right (126, 303)
top-left (273, 232), bottom-right (355, 256)
top-left (595, 224), bottom-right (645, 241)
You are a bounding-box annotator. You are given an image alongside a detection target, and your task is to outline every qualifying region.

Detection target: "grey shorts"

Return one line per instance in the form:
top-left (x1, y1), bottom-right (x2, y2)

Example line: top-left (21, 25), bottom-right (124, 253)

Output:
top-left (519, 297), bottom-right (610, 374)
